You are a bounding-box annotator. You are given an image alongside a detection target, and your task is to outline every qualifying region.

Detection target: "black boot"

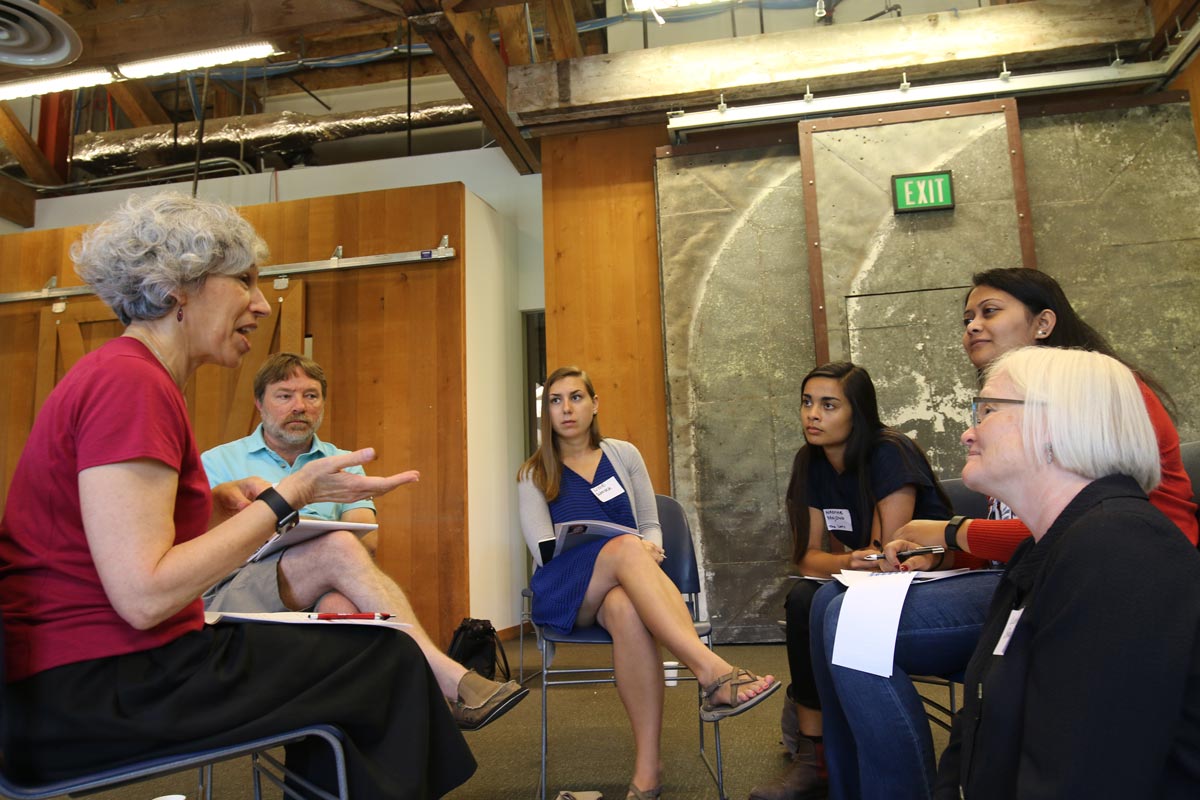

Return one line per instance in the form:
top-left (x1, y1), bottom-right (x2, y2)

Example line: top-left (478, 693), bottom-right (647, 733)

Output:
top-left (748, 738), bottom-right (828, 800)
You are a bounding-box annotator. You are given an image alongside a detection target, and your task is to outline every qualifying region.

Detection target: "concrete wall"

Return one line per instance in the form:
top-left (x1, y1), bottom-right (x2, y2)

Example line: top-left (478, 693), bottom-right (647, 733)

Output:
top-left (657, 98), bottom-right (1200, 642)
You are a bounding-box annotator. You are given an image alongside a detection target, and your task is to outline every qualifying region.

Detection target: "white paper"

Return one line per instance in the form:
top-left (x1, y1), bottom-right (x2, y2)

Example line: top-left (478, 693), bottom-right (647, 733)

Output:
top-left (247, 516), bottom-right (378, 563)
top-left (833, 567), bottom-right (976, 587)
top-left (831, 571), bottom-right (917, 677)
top-left (789, 574), bottom-right (834, 583)
top-left (204, 611), bottom-right (411, 630)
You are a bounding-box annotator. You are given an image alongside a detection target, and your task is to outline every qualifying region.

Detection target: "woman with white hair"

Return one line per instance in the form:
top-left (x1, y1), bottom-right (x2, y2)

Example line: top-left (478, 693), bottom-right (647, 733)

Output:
top-left (933, 346), bottom-right (1200, 798)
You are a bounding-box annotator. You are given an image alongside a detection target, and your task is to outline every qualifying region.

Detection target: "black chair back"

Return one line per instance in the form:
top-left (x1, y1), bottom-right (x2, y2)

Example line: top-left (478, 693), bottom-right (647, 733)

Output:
top-left (655, 494), bottom-right (701, 596)
top-left (939, 477), bottom-right (989, 520)
top-left (1181, 441), bottom-right (1199, 506)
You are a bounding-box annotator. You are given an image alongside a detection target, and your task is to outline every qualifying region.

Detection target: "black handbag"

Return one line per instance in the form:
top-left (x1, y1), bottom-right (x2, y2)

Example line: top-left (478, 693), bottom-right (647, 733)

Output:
top-left (447, 617), bottom-right (510, 681)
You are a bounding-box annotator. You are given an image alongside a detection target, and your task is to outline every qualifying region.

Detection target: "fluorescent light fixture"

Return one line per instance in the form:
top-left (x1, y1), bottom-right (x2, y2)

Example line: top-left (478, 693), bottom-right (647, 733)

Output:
top-left (117, 41), bottom-right (275, 80)
top-left (0, 67), bottom-right (114, 101)
top-left (625, 0), bottom-right (728, 12)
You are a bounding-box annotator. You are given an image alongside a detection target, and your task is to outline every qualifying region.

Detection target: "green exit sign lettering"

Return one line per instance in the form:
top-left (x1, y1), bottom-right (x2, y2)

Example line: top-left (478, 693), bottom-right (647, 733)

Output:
top-left (892, 171), bottom-right (955, 214)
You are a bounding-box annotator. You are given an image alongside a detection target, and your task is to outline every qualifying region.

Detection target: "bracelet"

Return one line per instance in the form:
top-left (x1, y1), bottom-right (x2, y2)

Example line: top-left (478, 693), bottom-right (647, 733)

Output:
top-left (930, 552), bottom-right (946, 571)
top-left (944, 515), bottom-right (967, 552)
top-left (256, 486), bottom-right (294, 524)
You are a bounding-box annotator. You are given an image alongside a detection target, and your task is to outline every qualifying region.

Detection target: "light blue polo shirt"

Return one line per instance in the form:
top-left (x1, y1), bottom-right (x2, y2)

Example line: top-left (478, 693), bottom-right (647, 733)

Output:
top-left (201, 424), bottom-right (376, 521)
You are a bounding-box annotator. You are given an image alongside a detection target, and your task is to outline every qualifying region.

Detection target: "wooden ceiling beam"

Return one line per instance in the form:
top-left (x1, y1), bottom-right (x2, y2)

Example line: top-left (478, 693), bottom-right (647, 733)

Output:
top-left (0, 172), bottom-right (38, 228)
top-left (401, 0), bottom-right (539, 173)
top-left (0, 103), bottom-right (63, 186)
top-left (106, 80), bottom-right (172, 127)
top-left (509, 0), bottom-right (1152, 126)
top-left (452, 0), bottom-right (527, 12)
top-left (544, 0), bottom-right (582, 60)
top-left (495, 5), bottom-right (535, 66)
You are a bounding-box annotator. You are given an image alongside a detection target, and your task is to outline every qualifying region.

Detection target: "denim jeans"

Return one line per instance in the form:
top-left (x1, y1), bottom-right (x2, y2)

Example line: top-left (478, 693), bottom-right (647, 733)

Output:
top-left (810, 572), bottom-right (1001, 800)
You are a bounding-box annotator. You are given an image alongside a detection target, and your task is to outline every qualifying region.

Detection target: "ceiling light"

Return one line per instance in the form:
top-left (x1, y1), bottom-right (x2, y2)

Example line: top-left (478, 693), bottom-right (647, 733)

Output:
top-left (0, 66), bottom-right (113, 101)
top-left (117, 41), bottom-right (275, 80)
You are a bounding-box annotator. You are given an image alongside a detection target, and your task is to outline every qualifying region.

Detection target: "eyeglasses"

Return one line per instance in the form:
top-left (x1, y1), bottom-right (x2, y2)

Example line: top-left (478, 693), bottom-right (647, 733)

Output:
top-left (971, 396), bottom-right (1025, 428)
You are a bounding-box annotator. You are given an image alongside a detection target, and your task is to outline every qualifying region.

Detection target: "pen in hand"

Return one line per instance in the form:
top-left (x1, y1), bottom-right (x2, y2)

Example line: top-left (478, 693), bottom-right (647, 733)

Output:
top-left (863, 546), bottom-right (945, 563)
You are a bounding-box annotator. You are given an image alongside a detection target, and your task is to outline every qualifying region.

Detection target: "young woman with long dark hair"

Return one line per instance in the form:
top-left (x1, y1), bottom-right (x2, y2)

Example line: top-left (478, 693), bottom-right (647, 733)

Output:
top-left (749, 362), bottom-right (951, 800)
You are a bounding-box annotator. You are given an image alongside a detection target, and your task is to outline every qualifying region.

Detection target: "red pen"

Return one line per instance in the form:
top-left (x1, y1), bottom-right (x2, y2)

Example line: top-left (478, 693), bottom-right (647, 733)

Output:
top-left (307, 612), bottom-right (394, 620)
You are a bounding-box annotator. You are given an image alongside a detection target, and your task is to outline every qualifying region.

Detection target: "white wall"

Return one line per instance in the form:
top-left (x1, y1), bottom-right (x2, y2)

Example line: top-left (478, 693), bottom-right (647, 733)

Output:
top-left (464, 192), bottom-right (528, 629)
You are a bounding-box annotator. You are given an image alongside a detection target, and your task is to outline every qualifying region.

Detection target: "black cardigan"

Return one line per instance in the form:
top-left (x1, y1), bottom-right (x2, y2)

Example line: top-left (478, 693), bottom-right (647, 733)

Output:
top-left (934, 474), bottom-right (1200, 799)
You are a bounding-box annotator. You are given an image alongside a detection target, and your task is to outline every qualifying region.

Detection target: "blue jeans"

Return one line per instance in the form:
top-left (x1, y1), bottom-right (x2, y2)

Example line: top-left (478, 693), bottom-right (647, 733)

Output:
top-left (810, 572), bottom-right (1001, 800)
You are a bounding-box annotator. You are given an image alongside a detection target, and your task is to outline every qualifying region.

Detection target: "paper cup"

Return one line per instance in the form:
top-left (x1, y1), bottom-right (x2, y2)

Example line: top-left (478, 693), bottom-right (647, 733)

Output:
top-left (663, 660), bottom-right (680, 687)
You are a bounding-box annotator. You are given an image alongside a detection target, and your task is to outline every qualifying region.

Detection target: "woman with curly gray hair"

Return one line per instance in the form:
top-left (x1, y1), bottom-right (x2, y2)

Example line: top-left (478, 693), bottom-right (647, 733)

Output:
top-left (0, 193), bottom-right (476, 798)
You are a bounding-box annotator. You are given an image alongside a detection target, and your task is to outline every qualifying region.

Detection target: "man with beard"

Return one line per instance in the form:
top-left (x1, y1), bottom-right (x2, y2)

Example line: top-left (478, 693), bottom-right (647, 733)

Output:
top-left (201, 353), bottom-right (527, 731)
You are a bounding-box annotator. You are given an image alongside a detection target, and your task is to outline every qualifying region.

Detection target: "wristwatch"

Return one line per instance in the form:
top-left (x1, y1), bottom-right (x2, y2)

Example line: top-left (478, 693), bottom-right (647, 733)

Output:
top-left (943, 515), bottom-right (968, 552)
top-left (257, 486), bottom-right (300, 535)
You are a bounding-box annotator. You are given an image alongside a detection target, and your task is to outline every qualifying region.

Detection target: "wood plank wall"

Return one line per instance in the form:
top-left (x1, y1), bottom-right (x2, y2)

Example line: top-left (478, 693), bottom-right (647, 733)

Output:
top-left (541, 125), bottom-right (671, 491)
top-left (0, 185), bottom-right (469, 647)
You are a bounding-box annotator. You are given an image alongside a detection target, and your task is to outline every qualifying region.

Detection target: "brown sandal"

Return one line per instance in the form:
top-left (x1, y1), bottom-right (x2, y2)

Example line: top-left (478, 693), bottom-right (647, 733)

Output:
top-left (700, 667), bottom-right (780, 722)
top-left (626, 784), bottom-right (662, 800)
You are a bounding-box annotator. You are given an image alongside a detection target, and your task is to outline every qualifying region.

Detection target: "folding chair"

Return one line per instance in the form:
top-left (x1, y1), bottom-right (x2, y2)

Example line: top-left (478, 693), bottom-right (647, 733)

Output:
top-left (0, 610), bottom-right (349, 800)
top-left (910, 477), bottom-right (984, 730)
top-left (529, 495), bottom-right (728, 800)
top-left (0, 723), bottom-right (350, 800)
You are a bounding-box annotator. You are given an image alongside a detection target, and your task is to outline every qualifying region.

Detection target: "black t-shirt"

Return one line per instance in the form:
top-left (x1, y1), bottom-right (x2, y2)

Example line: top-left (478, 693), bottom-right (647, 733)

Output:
top-left (796, 435), bottom-right (950, 551)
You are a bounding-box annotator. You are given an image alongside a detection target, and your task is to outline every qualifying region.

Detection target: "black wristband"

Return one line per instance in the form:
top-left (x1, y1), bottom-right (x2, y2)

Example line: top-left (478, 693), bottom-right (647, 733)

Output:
top-left (257, 486), bottom-right (297, 531)
top-left (944, 515), bottom-right (967, 552)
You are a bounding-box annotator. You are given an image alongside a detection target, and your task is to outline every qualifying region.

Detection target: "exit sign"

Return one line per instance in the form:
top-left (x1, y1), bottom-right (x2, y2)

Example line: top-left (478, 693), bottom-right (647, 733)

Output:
top-left (892, 171), bottom-right (955, 213)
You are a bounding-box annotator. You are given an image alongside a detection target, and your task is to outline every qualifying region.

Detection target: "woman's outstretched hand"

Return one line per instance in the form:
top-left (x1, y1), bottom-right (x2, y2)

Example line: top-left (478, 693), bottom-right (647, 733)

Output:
top-left (280, 448), bottom-right (420, 508)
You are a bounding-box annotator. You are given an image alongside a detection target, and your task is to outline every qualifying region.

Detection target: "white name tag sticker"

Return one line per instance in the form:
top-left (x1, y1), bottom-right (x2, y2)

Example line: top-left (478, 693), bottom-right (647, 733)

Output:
top-left (823, 508), bottom-right (853, 532)
top-left (993, 608), bottom-right (1025, 656)
top-left (591, 477), bottom-right (626, 503)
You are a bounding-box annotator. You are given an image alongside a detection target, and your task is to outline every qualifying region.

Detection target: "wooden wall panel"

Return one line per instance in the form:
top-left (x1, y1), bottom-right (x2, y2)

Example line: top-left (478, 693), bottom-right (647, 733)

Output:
top-left (542, 124), bottom-right (671, 491)
top-left (0, 184), bottom-right (469, 648)
top-left (1169, 53), bottom-right (1200, 151)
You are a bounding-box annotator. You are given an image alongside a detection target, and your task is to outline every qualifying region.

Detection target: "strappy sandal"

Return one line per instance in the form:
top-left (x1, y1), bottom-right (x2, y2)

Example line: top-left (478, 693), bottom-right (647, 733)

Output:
top-left (626, 784), bottom-right (662, 800)
top-left (699, 667), bottom-right (781, 723)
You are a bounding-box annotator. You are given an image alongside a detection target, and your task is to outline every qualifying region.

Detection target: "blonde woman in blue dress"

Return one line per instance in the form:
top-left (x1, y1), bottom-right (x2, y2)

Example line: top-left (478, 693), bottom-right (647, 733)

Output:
top-left (518, 366), bottom-right (780, 800)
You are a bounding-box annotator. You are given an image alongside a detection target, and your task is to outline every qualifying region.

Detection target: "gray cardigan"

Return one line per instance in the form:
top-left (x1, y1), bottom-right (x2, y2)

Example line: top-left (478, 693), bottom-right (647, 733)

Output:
top-left (517, 438), bottom-right (663, 567)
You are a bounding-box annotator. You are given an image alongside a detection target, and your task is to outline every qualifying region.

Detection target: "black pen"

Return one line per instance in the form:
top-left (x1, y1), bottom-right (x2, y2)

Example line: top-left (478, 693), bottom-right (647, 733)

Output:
top-left (863, 546), bottom-right (945, 563)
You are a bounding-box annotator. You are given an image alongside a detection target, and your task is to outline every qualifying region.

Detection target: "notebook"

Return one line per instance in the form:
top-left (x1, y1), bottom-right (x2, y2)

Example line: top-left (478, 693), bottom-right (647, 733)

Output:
top-left (247, 517), bottom-right (378, 563)
top-left (537, 520), bottom-right (641, 564)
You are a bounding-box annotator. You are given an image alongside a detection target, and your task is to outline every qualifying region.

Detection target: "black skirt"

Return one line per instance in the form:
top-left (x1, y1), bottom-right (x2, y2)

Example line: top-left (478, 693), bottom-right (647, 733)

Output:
top-left (2, 622), bottom-right (476, 799)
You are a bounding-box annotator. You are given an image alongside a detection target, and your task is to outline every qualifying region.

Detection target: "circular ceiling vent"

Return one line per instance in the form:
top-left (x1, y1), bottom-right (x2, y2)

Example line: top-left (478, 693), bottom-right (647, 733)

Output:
top-left (0, 0), bottom-right (81, 67)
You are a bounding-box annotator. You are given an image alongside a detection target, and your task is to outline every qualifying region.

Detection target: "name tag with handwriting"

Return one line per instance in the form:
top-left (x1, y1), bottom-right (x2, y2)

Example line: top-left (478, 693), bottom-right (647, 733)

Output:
top-left (591, 477), bottom-right (626, 503)
top-left (823, 508), bottom-right (853, 532)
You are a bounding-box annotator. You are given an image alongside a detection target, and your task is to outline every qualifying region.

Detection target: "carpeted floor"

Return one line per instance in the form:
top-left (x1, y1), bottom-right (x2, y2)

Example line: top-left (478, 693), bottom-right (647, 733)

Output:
top-left (47, 637), bottom-right (955, 800)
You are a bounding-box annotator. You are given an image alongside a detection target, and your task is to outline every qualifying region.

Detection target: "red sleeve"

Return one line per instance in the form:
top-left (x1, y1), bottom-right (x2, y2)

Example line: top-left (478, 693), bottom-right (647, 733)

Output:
top-left (75, 354), bottom-right (189, 473)
top-left (1139, 380), bottom-right (1198, 546)
top-left (964, 518), bottom-right (1032, 562)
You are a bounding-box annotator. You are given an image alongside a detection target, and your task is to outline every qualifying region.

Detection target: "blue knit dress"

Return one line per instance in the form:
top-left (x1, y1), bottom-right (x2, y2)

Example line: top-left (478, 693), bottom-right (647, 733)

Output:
top-left (529, 453), bottom-right (637, 634)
